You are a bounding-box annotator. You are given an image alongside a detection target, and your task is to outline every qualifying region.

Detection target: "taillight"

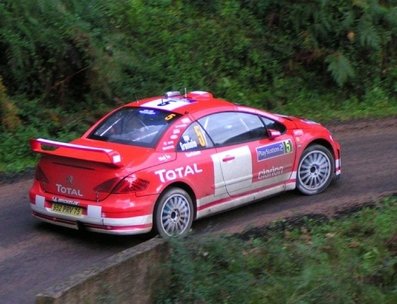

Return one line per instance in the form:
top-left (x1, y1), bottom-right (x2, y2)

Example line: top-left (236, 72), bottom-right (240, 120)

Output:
top-left (94, 175), bottom-right (149, 194)
top-left (35, 166), bottom-right (49, 188)
top-left (94, 177), bottom-right (120, 193)
top-left (113, 175), bottom-right (149, 194)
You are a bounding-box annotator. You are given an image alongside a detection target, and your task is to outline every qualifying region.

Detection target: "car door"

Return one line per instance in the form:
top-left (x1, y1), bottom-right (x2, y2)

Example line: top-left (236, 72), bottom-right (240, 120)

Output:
top-left (176, 121), bottom-right (228, 199)
top-left (252, 116), bottom-right (295, 189)
top-left (199, 112), bottom-right (295, 197)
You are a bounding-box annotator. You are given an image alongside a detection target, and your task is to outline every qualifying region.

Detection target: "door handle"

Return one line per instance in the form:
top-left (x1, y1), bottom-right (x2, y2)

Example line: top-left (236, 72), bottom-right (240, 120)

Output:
top-left (222, 156), bottom-right (235, 162)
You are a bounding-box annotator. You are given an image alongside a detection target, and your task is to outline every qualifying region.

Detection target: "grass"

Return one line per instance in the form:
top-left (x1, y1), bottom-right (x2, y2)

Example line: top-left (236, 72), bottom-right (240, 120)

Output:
top-left (156, 196), bottom-right (397, 304)
top-left (271, 86), bottom-right (397, 123)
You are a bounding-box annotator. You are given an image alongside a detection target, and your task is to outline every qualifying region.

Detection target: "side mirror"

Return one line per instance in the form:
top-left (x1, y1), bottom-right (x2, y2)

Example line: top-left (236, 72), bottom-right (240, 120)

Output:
top-left (267, 129), bottom-right (281, 140)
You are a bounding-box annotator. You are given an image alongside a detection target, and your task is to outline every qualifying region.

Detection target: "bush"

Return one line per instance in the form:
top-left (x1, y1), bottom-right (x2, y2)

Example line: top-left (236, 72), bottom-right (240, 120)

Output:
top-left (157, 197), bottom-right (397, 303)
top-left (1, 0), bottom-right (397, 107)
top-left (1, 0), bottom-right (397, 173)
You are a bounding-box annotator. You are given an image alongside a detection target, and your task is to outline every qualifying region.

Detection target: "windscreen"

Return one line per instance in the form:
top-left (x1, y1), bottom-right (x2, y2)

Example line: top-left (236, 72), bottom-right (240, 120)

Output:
top-left (88, 107), bottom-right (180, 147)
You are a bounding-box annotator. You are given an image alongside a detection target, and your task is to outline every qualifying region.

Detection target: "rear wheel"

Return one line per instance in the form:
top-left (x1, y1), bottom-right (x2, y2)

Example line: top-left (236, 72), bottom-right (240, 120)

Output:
top-left (297, 145), bottom-right (334, 195)
top-left (154, 188), bottom-right (194, 238)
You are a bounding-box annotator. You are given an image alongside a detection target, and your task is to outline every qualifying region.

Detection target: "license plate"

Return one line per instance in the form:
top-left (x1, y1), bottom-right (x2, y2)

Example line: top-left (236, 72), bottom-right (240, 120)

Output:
top-left (52, 203), bottom-right (83, 216)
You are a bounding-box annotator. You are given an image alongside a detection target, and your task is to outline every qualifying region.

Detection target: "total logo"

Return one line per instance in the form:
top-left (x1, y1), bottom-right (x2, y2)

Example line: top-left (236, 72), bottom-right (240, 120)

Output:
top-left (155, 164), bottom-right (203, 183)
top-left (55, 183), bottom-right (83, 197)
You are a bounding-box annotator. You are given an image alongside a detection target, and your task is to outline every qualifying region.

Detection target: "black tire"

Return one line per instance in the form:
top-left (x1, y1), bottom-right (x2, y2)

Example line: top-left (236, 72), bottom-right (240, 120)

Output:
top-left (154, 187), bottom-right (194, 238)
top-left (297, 145), bottom-right (335, 195)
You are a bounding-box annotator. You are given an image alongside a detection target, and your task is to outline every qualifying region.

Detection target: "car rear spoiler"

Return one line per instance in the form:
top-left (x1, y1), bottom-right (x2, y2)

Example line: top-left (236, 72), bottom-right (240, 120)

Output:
top-left (30, 138), bottom-right (122, 167)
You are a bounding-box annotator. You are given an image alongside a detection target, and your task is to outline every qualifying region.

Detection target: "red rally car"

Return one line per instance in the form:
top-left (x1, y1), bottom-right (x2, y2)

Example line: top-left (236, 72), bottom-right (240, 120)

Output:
top-left (29, 91), bottom-right (341, 237)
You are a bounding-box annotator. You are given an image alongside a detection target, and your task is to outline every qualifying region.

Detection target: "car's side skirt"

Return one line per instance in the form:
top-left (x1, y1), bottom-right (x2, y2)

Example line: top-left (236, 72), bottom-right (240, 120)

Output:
top-left (196, 180), bottom-right (296, 219)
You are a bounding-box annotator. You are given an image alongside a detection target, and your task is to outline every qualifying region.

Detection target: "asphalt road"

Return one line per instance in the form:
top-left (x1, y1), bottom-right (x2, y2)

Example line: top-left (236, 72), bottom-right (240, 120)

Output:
top-left (0, 117), bottom-right (396, 303)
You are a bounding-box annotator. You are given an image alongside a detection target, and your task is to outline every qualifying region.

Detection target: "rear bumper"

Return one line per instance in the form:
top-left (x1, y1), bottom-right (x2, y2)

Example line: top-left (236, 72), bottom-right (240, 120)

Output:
top-left (29, 183), bottom-right (157, 235)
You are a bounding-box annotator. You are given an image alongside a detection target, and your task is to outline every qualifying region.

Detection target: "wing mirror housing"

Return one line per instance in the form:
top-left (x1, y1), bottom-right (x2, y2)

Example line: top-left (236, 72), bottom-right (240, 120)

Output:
top-left (267, 129), bottom-right (281, 140)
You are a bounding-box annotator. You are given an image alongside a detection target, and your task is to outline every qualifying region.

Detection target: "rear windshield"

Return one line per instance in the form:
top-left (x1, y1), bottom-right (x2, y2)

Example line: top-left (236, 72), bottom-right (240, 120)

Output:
top-left (88, 107), bottom-right (180, 147)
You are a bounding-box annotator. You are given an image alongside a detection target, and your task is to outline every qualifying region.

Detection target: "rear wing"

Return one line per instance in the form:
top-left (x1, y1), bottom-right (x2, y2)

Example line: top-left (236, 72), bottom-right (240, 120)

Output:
top-left (30, 138), bottom-right (122, 167)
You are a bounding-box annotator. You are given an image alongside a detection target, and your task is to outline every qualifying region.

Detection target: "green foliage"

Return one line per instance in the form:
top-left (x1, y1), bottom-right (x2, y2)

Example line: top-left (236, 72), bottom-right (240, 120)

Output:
top-left (1, 0), bottom-right (397, 173)
top-left (157, 197), bottom-right (397, 303)
top-left (0, 76), bottom-right (21, 131)
top-left (1, 0), bottom-right (397, 104)
top-left (163, 237), bottom-right (261, 303)
top-left (0, 96), bottom-right (92, 173)
top-left (325, 52), bottom-right (355, 87)
top-left (0, 0), bottom-right (119, 104)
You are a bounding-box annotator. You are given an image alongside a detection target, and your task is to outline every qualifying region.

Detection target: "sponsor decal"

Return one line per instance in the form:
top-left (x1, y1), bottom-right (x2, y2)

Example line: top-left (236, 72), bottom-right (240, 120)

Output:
top-left (258, 166), bottom-right (284, 180)
top-left (185, 151), bottom-right (201, 157)
top-left (179, 134), bottom-right (198, 150)
top-left (52, 196), bottom-right (80, 206)
top-left (139, 109), bottom-right (156, 115)
top-left (158, 154), bottom-right (172, 162)
top-left (179, 141), bottom-right (198, 151)
top-left (181, 117), bottom-right (191, 124)
top-left (155, 163), bottom-right (203, 182)
top-left (55, 183), bottom-right (83, 197)
top-left (174, 124), bottom-right (187, 128)
top-left (179, 134), bottom-right (199, 151)
top-left (256, 140), bottom-right (293, 161)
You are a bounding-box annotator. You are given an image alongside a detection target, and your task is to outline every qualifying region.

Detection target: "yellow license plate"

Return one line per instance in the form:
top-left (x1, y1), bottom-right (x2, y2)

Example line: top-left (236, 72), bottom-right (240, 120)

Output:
top-left (52, 203), bottom-right (83, 216)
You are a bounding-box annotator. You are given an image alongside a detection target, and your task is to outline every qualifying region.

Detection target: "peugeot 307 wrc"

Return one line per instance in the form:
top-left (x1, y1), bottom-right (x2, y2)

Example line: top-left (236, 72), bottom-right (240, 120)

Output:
top-left (29, 91), bottom-right (341, 237)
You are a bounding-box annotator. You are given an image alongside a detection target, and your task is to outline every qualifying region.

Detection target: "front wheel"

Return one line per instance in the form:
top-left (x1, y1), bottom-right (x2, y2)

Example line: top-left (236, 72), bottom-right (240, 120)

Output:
top-left (154, 188), bottom-right (194, 238)
top-left (297, 145), bottom-right (335, 195)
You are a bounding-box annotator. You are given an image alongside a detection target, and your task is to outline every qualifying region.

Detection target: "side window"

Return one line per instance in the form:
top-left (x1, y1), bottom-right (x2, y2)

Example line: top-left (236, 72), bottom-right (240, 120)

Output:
top-left (261, 116), bottom-right (286, 134)
top-left (199, 112), bottom-right (266, 146)
top-left (177, 122), bottom-right (213, 151)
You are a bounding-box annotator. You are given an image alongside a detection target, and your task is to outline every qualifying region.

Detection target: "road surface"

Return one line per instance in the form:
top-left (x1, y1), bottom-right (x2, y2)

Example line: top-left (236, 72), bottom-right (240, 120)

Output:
top-left (0, 117), bottom-right (396, 303)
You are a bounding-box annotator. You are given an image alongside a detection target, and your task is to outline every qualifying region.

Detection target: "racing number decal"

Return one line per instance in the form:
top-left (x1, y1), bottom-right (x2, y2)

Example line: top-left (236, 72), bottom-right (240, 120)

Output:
top-left (193, 125), bottom-right (206, 147)
top-left (165, 113), bottom-right (177, 121)
top-left (283, 140), bottom-right (293, 154)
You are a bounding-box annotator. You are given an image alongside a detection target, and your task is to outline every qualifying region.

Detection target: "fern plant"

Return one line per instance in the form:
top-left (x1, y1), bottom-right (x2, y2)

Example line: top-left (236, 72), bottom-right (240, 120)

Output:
top-left (325, 52), bottom-right (355, 87)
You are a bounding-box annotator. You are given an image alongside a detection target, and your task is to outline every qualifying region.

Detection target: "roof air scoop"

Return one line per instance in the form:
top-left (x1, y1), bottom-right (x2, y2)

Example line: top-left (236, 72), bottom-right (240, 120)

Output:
top-left (158, 91), bottom-right (183, 106)
top-left (164, 91), bottom-right (182, 99)
top-left (156, 90), bottom-right (212, 107)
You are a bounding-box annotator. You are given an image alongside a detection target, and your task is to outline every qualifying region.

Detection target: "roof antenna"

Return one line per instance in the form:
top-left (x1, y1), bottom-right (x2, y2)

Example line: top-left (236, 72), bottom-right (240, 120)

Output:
top-left (184, 87), bottom-right (187, 98)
